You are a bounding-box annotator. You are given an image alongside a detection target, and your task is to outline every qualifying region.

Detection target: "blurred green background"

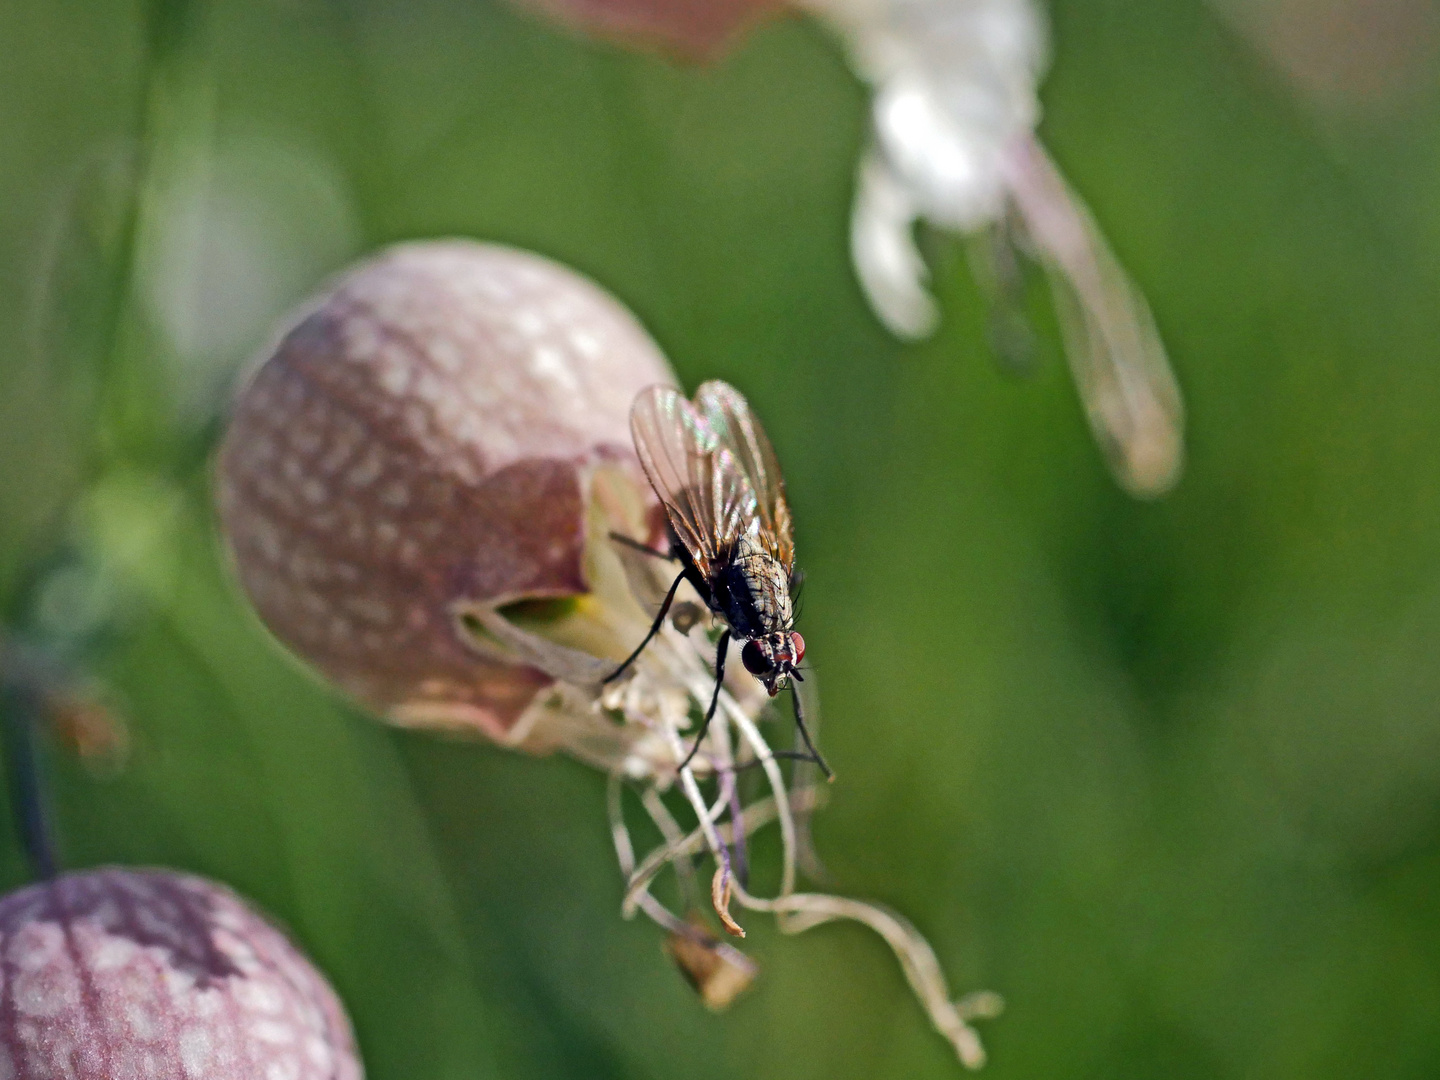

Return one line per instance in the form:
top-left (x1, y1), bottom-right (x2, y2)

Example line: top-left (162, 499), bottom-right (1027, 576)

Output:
top-left (4, 0), bottom-right (1440, 1076)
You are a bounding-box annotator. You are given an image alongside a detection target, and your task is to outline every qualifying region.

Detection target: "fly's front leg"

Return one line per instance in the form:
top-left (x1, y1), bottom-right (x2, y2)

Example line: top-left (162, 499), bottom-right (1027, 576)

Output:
top-left (792, 684), bottom-right (833, 780)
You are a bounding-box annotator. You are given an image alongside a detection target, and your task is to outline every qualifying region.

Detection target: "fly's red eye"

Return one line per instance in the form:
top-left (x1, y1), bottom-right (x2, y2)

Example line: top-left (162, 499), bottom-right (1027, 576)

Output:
top-left (741, 640), bottom-right (771, 676)
top-left (790, 632), bottom-right (805, 664)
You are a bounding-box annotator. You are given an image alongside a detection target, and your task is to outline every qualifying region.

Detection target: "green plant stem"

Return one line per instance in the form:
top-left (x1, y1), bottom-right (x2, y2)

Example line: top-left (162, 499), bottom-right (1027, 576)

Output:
top-left (0, 642), bottom-right (59, 881)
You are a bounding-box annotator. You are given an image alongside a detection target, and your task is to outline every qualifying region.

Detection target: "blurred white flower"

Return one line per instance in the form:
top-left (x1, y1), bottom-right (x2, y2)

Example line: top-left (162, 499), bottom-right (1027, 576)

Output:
top-left (803, 0), bottom-right (1185, 497)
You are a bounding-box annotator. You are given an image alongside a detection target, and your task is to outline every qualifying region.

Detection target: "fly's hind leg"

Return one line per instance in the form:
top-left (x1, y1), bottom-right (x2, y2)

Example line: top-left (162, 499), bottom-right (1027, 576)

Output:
top-left (608, 532), bottom-right (675, 560)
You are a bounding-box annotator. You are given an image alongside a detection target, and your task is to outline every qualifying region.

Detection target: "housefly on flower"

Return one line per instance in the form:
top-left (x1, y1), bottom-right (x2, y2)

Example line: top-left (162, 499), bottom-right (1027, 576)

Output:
top-left (604, 380), bottom-right (831, 778)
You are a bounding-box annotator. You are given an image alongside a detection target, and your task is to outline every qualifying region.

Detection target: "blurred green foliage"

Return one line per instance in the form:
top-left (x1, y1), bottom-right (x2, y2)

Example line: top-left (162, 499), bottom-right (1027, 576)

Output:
top-left (3, 0), bottom-right (1440, 1077)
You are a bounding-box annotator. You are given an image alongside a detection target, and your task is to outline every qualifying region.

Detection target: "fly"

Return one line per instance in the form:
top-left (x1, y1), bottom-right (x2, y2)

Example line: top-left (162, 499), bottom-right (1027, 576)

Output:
top-left (604, 380), bottom-right (831, 778)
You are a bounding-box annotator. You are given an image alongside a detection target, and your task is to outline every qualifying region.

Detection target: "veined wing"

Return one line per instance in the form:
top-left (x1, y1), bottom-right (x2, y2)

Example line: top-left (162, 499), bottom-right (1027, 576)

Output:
top-left (695, 380), bottom-right (795, 571)
top-left (630, 385), bottom-right (755, 578)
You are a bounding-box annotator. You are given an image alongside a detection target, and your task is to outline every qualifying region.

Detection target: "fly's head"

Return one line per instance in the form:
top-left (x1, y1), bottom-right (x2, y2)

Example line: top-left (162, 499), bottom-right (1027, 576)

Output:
top-left (740, 631), bottom-right (805, 696)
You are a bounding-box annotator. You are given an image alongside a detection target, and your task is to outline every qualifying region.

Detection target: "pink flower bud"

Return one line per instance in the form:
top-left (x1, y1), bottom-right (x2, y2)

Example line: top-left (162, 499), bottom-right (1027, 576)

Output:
top-left (215, 240), bottom-right (674, 742)
top-left (512, 0), bottom-right (785, 59)
top-left (0, 868), bottom-right (361, 1080)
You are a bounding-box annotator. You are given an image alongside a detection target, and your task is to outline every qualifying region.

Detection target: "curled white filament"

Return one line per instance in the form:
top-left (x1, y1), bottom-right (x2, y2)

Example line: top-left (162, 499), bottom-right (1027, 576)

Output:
top-left (467, 478), bottom-right (1001, 1067)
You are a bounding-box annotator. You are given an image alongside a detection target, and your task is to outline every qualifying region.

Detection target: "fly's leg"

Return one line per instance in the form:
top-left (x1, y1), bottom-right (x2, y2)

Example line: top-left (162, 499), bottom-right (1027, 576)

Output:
top-left (723, 751), bottom-right (822, 773)
top-left (677, 630), bottom-right (730, 772)
top-left (608, 532), bottom-right (675, 560)
top-left (792, 685), bottom-right (833, 780)
top-left (604, 571), bottom-right (688, 684)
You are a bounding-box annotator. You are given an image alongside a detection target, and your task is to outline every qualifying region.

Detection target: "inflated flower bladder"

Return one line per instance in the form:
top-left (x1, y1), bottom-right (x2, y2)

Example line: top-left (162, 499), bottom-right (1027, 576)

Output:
top-left (0, 647), bottom-right (365, 1080)
top-left (215, 240), bottom-right (1002, 1068)
top-left (0, 868), bottom-right (363, 1080)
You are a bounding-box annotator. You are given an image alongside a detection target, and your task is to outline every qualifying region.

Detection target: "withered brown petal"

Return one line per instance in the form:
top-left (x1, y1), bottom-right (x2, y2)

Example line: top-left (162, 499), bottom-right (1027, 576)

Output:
top-left (216, 240), bottom-right (674, 741)
top-left (512, 0), bottom-right (786, 60)
top-left (664, 925), bottom-right (759, 1011)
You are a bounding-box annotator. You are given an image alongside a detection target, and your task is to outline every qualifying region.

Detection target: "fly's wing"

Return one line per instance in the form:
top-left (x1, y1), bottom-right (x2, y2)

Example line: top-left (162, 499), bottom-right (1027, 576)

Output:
top-left (694, 381), bottom-right (795, 571)
top-left (630, 385), bottom-right (755, 577)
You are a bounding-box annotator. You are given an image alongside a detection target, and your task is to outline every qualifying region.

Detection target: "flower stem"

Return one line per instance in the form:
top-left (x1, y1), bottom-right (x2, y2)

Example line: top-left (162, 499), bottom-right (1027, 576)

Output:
top-left (0, 643), bottom-right (60, 881)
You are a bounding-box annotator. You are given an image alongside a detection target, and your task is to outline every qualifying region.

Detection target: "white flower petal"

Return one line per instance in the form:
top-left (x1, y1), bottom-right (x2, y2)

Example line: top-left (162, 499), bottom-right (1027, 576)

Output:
top-left (850, 150), bottom-right (940, 339)
top-left (1001, 137), bottom-right (1185, 496)
top-left (873, 76), bottom-right (1013, 230)
top-left (459, 604), bottom-right (615, 688)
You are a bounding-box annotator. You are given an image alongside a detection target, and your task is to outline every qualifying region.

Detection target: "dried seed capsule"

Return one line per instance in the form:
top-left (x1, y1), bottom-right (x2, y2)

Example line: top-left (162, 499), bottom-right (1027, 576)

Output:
top-left (0, 868), bottom-right (361, 1080)
top-left (215, 240), bottom-right (674, 742)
